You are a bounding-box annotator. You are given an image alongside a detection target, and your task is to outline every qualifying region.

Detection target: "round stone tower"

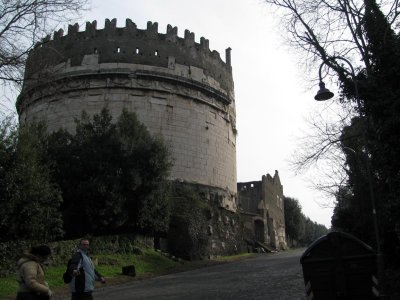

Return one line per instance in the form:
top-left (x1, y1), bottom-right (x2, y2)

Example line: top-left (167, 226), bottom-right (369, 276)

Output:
top-left (17, 19), bottom-right (237, 207)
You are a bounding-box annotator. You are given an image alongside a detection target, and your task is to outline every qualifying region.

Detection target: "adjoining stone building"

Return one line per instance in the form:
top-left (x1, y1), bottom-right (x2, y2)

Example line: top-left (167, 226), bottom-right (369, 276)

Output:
top-left (238, 170), bottom-right (287, 250)
top-left (16, 19), bottom-right (244, 257)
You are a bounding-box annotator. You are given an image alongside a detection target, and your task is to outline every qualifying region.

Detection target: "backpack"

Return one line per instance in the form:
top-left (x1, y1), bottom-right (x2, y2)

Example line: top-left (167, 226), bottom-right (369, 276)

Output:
top-left (62, 258), bottom-right (73, 283)
top-left (62, 252), bottom-right (82, 284)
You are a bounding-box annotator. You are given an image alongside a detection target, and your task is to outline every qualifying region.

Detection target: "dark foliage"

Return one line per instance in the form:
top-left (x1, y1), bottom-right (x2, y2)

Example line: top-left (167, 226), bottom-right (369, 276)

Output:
top-left (333, 0), bottom-right (400, 258)
top-left (299, 216), bottom-right (329, 246)
top-left (47, 108), bottom-right (172, 238)
top-left (283, 195), bottom-right (329, 247)
top-left (167, 182), bottom-right (209, 260)
top-left (331, 119), bottom-right (376, 245)
top-left (0, 119), bottom-right (63, 242)
top-left (284, 196), bottom-right (304, 241)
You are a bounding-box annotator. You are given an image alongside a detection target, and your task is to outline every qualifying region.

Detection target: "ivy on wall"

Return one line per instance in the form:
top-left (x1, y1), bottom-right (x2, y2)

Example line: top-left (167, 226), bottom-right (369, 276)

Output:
top-left (167, 182), bottom-right (209, 260)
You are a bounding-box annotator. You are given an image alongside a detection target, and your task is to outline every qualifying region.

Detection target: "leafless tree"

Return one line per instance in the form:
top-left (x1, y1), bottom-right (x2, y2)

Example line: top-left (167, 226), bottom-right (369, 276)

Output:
top-left (265, 0), bottom-right (399, 75)
top-left (264, 0), bottom-right (399, 196)
top-left (0, 0), bottom-right (89, 113)
top-left (291, 99), bottom-right (355, 200)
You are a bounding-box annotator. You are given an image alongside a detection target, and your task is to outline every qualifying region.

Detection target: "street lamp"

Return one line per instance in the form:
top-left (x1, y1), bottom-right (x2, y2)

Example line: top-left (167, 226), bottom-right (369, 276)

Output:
top-left (314, 56), bottom-right (385, 297)
top-left (314, 81), bottom-right (334, 101)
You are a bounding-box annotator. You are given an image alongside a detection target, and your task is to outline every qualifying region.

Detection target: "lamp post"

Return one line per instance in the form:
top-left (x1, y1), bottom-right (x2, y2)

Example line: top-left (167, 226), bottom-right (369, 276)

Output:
top-left (314, 56), bottom-right (385, 297)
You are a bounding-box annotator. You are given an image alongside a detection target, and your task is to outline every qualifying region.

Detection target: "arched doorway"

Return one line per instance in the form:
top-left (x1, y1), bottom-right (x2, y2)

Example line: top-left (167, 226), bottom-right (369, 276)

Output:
top-left (254, 219), bottom-right (265, 242)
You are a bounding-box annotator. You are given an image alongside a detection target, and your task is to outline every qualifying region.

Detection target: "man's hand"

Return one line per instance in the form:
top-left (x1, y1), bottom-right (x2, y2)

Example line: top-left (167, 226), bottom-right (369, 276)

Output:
top-left (72, 269), bottom-right (80, 276)
top-left (100, 277), bottom-right (106, 284)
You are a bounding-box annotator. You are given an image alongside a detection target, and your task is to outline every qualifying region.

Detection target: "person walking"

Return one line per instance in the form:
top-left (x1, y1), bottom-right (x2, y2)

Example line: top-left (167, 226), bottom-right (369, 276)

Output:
top-left (68, 239), bottom-right (106, 300)
top-left (16, 245), bottom-right (53, 300)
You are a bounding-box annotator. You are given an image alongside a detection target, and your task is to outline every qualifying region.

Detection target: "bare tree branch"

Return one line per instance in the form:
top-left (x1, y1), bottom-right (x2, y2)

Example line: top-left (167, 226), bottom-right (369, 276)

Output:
top-left (0, 0), bottom-right (90, 90)
top-left (264, 0), bottom-right (399, 199)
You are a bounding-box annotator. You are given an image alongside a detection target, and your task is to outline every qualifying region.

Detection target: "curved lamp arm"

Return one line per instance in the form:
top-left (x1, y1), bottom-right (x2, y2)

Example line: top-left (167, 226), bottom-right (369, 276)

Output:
top-left (315, 56), bottom-right (360, 110)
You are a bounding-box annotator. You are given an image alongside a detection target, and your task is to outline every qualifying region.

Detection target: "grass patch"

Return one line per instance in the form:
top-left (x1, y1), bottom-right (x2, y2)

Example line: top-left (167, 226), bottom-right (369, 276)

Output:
top-left (0, 277), bottom-right (17, 299)
top-left (0, 250), bottom-right (254, 299)
top-left (95, 249), bottom-right (179, 276)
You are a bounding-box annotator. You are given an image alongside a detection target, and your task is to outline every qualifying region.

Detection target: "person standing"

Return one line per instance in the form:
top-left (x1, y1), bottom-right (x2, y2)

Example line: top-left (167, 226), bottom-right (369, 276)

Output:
top-left (68, 239), bottom-right (105, 300)
top-left (16, 245), bottom-right (53, 300)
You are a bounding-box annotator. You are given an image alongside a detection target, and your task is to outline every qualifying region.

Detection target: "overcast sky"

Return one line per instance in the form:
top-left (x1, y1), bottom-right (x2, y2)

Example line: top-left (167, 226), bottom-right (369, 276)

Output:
top-left (25, 0), bottom-right (337, 227)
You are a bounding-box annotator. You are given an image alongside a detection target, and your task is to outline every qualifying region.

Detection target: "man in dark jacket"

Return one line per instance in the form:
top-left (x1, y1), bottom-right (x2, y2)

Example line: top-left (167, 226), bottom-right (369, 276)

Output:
top-left (68, 239), bottom-right (105, 300)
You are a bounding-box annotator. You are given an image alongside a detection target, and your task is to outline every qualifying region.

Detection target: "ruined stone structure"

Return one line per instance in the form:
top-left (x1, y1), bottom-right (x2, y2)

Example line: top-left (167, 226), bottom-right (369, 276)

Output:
top-left (16, 19), bottom-right (240, 256)
top-left (238, 171), bottom-right (287, 250)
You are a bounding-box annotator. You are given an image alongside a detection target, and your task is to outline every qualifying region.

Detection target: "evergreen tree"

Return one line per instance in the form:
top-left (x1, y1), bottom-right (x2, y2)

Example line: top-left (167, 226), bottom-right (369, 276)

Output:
top-left (299, 216), bottom-right (329, 246)
top-left (330, 119), bottom-right (376, 244)
top-left (47, 108), bottom-right (172, 237)
top-left (284, 196), bottom-right (304, 242)
top-left (0, 120), bottom-right (63, 242)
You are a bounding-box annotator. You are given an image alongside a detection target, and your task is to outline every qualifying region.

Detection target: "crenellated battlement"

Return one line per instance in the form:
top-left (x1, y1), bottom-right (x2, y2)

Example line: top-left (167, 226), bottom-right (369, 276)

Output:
top-left (47, 19), bottom-right (211, 49)
top-left (25, 19), bottom-right (233, 93)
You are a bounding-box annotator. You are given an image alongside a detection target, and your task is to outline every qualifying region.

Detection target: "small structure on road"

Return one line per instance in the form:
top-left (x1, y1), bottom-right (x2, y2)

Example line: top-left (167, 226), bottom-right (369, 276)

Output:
top-left (300, 231), bottom-right (378, 299)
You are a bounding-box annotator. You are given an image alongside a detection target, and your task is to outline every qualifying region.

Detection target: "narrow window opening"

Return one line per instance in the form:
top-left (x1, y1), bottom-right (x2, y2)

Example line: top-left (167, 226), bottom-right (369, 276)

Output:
top-left (135, 48), bottom-right (140, 54)
top-left (117, 47), bottom-right (121, 53)
top-left (155, 50), bottom-right (159, 56)
top-left (94, 48), bottom-right (98, 54)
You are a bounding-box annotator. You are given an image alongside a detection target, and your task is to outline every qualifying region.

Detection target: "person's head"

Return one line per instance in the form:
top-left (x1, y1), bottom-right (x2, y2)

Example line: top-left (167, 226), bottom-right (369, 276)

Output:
top-left (30, 245), bottom-right (51, 261)
top-left (79, 239), bottom-right (90, 253)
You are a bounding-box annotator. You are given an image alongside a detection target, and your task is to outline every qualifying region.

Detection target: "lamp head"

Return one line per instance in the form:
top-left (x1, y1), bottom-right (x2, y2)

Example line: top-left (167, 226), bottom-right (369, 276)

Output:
top-left (314, 81), bottom-right (334, 101)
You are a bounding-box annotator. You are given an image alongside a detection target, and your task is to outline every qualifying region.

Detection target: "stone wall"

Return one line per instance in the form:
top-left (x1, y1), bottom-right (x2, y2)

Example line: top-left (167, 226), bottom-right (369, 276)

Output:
top-left (165, 181), bottom-right (246, 259)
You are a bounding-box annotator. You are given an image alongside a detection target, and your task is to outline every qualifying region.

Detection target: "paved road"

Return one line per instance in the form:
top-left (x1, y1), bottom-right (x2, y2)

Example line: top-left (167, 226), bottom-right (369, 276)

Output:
top-left (88, 248), bottom-right (307, 300)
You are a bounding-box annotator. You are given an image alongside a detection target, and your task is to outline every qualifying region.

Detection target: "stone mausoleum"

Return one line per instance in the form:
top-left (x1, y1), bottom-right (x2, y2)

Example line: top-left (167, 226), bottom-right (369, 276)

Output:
top-left (17, 18), bottom-right (237, 202)
top-left (16, 18), bottom-right (243, 257)
top-left (16, 18), bottom-right (285, 257)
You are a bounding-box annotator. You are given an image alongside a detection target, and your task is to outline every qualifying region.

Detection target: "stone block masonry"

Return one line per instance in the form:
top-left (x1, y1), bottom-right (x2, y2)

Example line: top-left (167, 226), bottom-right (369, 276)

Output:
top-left (17, 18), bottom-right (238, 210)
